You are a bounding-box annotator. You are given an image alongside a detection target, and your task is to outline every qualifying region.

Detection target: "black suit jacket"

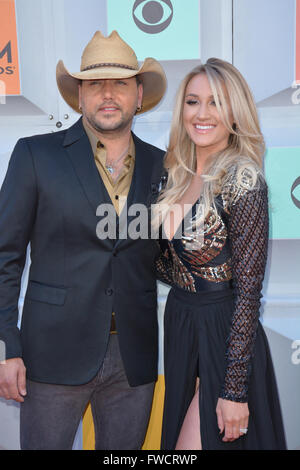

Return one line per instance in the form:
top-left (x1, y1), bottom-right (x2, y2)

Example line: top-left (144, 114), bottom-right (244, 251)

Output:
top-left (0, 118), bottom-right (164, 386)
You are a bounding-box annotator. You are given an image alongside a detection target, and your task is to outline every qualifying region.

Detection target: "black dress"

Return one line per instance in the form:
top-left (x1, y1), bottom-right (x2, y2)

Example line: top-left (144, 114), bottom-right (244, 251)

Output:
top-left (156, 166), bottom-right (287, 450)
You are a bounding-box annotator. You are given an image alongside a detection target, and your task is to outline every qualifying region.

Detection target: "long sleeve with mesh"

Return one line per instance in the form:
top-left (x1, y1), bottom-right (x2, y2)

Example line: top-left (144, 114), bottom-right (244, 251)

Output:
top-left (219, 180), bottom-right (269, 402)
top-left (155, 240), bottom-right (175, 286)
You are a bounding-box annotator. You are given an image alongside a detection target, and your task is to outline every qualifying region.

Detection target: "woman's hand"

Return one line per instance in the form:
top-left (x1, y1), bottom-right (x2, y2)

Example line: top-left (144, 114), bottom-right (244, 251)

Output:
top-left (216, 398), bottom-right (249, 442)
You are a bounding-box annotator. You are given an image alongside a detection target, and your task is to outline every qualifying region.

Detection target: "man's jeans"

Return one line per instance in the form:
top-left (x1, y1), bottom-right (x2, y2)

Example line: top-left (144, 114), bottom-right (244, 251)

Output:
top-left (20, 334), bottom-right (155, 450)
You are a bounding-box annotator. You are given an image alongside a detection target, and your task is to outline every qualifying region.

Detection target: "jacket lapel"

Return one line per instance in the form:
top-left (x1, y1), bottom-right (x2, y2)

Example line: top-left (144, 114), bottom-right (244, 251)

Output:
top-left (63, 118), bottom-right (116, 242)
top-left (115, 133), bottom-right (157, 248)
top-left (63, 120), bottom-right (161, 248)
top-left (63, 118), bottom-right (112, 211)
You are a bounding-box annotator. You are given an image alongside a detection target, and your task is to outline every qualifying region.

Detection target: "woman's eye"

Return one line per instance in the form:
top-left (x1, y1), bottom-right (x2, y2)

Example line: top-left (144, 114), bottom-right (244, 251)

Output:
top-left (211, 99), bottom-right (222, 106)
top-left (186, 100), bottom-right (198, 105)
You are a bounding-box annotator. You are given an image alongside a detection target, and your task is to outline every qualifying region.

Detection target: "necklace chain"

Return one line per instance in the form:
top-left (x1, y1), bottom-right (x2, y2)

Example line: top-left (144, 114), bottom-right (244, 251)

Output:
top-left (105, 145), bottom-right (130, 175)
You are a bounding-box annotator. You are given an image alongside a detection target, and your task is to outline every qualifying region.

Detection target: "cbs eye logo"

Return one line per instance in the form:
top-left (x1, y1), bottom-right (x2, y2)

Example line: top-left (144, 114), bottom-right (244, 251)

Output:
top-left (291, 177), bottom-right (300, 209)
top-left (133, 0), bottom-right (173, 34)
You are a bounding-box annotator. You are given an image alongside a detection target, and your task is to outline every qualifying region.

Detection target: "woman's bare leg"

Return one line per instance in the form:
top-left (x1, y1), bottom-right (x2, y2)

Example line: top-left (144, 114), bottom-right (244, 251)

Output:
top-left (175, 380), bottom-right (202, 450)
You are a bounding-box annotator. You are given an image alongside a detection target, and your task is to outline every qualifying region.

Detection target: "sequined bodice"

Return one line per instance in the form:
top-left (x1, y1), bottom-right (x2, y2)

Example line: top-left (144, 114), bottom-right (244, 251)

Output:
top-left (157, 196), bottom-right (233, 291)
top-left (156, 168), bottom-right (269, 402)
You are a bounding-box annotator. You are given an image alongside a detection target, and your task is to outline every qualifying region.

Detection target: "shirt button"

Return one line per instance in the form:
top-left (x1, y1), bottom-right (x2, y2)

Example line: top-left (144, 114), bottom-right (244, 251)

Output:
top-left (105, 288), bottom-right (113, 296)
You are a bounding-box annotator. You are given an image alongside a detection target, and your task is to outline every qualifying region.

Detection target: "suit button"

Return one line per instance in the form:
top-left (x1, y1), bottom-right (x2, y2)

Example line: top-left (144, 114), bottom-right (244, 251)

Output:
top-left (105, 288), bottom-right (113, 296)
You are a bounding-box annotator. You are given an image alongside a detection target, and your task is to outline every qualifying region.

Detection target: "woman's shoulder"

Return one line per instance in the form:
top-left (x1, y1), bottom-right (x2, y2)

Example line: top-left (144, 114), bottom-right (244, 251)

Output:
top-left (220, 158), bottom-right (267, 213)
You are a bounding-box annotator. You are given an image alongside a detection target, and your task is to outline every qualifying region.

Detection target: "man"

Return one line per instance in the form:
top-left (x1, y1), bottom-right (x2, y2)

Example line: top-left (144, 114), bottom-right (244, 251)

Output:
top-left (0, 30), bottom-right (166, 450)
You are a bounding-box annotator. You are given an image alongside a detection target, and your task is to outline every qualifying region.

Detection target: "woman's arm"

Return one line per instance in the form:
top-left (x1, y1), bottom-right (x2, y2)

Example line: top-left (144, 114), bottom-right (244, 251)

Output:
top-left (220, 178), bottom-right (269, 402)
top-left (155, 240), bottom-right (175, 286)
top-left (216, 175), bottom-right (269, 442)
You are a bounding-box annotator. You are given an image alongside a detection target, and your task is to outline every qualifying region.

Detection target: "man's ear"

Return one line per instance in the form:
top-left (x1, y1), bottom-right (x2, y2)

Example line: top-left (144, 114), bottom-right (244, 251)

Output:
top-left (78, 82), bottom-right (82, 110)
top-left (138, 83), bottom-right (143, 109)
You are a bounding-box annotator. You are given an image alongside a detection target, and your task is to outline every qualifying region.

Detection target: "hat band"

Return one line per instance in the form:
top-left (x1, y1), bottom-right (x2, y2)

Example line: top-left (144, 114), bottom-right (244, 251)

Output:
top-left (82, 62), bottom-right (138, 72)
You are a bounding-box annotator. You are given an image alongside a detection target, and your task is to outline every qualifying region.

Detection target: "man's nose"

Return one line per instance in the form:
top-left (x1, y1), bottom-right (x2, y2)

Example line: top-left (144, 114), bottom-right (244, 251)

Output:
top-left (102, 80), bottom-right (115, 98)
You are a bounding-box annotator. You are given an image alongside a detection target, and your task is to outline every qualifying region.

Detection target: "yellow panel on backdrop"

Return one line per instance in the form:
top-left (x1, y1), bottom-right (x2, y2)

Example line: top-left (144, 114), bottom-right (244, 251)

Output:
top-left (82, 375), bottom-right (165, 450)
top-left (142, 375), bottom-right (165, 450)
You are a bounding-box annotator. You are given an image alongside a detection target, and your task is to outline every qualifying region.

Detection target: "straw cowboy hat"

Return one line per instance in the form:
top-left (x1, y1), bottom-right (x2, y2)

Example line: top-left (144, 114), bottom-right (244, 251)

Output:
top-left (56, 30), bottom-right (167, 114)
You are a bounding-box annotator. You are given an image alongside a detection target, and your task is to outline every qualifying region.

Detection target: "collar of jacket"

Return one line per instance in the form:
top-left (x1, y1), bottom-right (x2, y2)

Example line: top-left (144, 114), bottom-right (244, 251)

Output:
top-left (61, 117), bottom-right (162, 242)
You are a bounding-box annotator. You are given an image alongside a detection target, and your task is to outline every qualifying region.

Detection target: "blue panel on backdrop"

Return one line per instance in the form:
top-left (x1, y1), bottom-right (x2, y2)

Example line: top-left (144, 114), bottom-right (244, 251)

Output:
top-left (265, 148), bottom-right (300, 239)
top-left (107, 0), bottom-right (200, 60)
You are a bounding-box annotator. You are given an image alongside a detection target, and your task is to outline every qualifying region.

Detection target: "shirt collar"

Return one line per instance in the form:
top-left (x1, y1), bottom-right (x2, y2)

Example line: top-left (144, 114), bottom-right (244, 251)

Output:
top-left (82, 118), bottom-right (135, 160)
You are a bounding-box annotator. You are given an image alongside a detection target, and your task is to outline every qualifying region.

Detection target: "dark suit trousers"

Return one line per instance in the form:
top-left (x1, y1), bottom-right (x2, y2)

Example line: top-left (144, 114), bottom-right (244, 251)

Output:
top-left (20, 334), bottom-right (155, 450)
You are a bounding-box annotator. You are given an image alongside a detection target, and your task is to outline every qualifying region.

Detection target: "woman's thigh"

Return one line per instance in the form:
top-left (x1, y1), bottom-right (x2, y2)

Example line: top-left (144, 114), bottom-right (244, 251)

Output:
top-left (175, 383), bottom-right (202, 450)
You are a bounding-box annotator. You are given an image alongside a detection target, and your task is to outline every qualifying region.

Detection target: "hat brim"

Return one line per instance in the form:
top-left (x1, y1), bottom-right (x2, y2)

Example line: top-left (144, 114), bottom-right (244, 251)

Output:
top-left (56, 58), bottom-right (166, 115)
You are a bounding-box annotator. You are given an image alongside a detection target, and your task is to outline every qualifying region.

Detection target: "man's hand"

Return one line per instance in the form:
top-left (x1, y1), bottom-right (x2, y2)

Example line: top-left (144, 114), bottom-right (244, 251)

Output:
top-left (0, 358), bottom-right (26, 403)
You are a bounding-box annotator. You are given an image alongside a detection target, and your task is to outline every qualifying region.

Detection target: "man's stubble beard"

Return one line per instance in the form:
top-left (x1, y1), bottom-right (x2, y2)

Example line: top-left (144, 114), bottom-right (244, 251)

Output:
top-left (84, 106), bottom-right (136, 136)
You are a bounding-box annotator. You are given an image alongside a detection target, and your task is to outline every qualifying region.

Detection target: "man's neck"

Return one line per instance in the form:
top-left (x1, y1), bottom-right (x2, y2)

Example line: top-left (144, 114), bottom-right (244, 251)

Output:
top-left (82, 116), bottom-right (132, 160)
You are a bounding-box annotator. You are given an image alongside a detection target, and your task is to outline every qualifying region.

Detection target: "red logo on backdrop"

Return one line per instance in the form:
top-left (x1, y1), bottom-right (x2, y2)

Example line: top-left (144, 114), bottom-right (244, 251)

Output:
top-left (0, 0), bottom-right (20, 95)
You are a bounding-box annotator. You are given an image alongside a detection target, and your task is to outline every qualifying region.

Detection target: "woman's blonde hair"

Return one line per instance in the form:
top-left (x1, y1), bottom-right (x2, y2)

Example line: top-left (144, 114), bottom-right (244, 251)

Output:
top-left (152, 58), bottom-right (266, 232)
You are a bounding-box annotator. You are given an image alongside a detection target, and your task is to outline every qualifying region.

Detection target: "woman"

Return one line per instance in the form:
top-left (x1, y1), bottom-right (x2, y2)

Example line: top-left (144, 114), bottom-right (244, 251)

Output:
top-left (153, 58), bottom-right (286, 450)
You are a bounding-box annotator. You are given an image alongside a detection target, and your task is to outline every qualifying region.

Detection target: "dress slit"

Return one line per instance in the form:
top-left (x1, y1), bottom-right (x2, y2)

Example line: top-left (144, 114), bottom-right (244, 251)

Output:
top-left (160, 285), bottom-right (286, 450)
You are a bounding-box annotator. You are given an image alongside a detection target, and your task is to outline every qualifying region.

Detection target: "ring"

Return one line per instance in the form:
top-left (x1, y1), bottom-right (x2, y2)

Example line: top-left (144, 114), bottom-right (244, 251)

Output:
top-left (240, 428), bottom-right (248, 434)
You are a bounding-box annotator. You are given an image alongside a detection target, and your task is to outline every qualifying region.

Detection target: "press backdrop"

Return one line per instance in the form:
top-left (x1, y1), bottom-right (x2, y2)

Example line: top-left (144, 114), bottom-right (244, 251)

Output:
top-left (0, 0), bottom-right (299, 450)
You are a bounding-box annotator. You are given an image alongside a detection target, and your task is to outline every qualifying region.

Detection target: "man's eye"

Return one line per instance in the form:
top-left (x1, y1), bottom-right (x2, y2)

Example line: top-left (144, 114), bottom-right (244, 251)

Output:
top-left (117, 80), bottom-right (126, 85)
